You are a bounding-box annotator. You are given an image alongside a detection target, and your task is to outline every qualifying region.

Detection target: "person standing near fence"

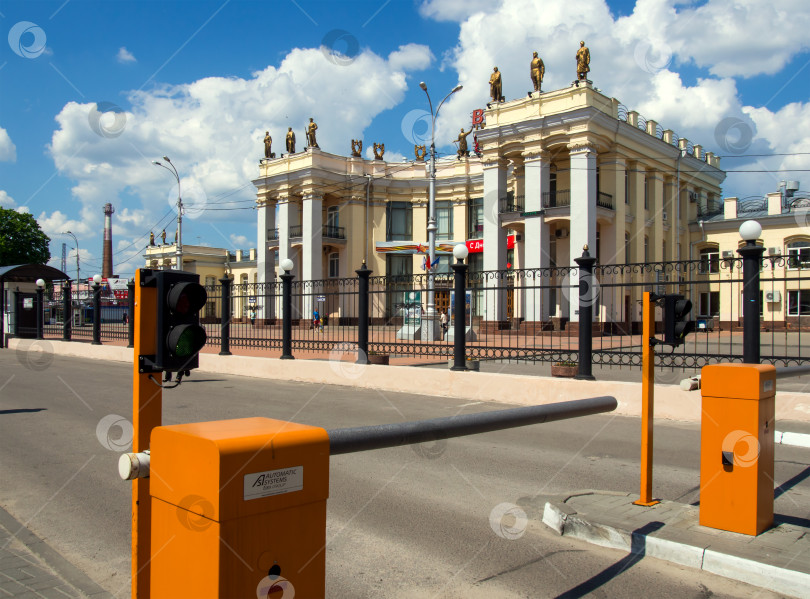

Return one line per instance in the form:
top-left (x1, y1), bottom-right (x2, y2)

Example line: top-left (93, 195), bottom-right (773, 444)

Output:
top-left (313, 309), bottom-right (320, 332)
top-left (249, 306), bottom-right (256, 326)
top-left (440, 309), bottom-right (448, 340)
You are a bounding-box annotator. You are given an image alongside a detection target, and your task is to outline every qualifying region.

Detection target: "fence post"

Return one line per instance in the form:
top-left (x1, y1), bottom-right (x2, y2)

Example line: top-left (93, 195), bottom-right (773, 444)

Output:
top-left (356, 262), bottom-right (371, 364)
top-left (280, 264), bottom-right (294, 360)
top-left (219, 276), bottom-right (232, 356)
top-left (36, 284), bottom-right (44, 340)
top-left (574, 245), bottom-right (596, 380)
top-left (738, 232), bottom-right (765, 364)
top-left (63, 280), bottom-right (72, 341)
top-left (451, 248), bottom-right (469, 370)
top-left (126, 279), bottom-right (134, 348)
top-left (92, 281), bottom-right (101, 345)
top-left (13, 290), bottom-right (19, 337)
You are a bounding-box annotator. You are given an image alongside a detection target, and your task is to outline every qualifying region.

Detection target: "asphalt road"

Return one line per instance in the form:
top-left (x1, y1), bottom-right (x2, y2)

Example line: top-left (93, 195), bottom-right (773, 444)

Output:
top-left (1, 350), bottom-right (808, 598)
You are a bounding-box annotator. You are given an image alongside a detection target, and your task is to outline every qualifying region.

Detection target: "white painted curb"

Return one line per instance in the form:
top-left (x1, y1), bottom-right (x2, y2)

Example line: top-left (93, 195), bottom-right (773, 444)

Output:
top-left (542, 501), bottom-right (810, 598)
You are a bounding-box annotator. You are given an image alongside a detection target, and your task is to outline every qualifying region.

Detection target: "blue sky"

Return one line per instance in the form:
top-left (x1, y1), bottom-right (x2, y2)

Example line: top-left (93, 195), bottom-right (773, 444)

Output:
top-left (1, 0), bottom-right (809, 278)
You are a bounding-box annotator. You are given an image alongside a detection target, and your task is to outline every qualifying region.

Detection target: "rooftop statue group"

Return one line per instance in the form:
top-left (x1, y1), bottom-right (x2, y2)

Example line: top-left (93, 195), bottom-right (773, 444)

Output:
top-left (262, 118), bottom-right (320, 159)
top-left (261, 43), bottom-right (591, 162)
top-left (490, 41), bottom-right (591, 103)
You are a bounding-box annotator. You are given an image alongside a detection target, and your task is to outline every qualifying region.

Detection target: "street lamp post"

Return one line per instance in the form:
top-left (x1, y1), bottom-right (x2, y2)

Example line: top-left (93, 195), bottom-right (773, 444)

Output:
top-left (62, 231), bottom-right (80, 327)
top-left (419, 81), bottom-right (463, 341)
top-left (35, 278), bottom-right (45, 340)
top-left (91, 273), bottom-right (102, 345)
top-left (152, 156), bottom-right (183, 270)
top-left (738, 220), bottom-right (765, 363)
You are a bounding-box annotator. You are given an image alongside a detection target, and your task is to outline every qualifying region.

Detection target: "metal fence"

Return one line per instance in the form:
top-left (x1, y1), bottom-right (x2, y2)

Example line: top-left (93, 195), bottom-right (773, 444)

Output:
top-left (34, 256), bottom-right (810, 370)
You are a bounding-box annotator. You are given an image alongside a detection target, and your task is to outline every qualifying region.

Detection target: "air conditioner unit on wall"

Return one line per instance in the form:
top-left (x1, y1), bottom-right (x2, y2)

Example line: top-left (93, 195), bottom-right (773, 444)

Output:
top-left (555, 228), bottom-right (568, 238)
top-left (768, 247), bottom-right (782, 256)
top-left (765, 291), bottom-right (781, 302)
top-left (721, 250), bottom-right (734, 258)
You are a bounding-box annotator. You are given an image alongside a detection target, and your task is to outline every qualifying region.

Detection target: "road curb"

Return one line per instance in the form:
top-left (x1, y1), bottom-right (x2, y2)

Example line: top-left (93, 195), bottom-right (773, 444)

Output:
top-left (776, 430), bottom-right (810, 448)
top-left (0, 504), bottom-right (112, 598)
top-left (542, 501), bottom-right (810, 598)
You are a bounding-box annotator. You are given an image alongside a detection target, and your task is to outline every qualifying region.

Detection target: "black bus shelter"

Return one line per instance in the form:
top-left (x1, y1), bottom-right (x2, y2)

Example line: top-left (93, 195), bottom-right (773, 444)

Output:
top-left (0, 264), bottom-right (70, 348)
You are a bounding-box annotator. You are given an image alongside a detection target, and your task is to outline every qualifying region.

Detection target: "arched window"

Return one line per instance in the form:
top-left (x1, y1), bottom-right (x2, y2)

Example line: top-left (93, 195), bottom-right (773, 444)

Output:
top-left (699, 246), bottom-right (719, 274)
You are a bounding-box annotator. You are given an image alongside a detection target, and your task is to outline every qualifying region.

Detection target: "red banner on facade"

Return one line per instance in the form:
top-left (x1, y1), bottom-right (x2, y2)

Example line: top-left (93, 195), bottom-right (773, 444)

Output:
top-left (466, 234), bottom-right (516, 254)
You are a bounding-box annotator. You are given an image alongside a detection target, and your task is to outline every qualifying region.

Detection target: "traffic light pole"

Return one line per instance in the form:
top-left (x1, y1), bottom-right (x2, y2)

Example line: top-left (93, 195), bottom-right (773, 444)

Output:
top-left (132, 269), bottom-right (162, 599)
top-left (634, 291), bottom-right (660, 507)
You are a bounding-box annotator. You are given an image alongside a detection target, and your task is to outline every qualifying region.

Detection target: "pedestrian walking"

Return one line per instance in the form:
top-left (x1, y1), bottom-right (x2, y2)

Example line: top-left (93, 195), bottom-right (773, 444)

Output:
top-left (313, 309), bottom-right (320, 332)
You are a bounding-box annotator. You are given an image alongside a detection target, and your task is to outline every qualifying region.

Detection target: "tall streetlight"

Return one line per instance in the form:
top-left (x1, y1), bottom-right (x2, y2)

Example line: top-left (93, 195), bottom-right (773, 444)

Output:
top-left (152, 156), bottom-right (183, 270)
top-left (419, 81), bottom-right (463, 340)
top-left (62, 230), bottom-right (80, 284)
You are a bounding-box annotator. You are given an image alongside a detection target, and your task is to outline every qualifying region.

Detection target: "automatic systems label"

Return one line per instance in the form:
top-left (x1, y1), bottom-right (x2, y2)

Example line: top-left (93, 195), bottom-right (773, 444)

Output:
top-left (244, 466), bottom-right (303, 501)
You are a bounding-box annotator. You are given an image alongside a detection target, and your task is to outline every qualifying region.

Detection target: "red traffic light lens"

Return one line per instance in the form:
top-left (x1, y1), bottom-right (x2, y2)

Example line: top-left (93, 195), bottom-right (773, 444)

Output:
top-left (167, 282), bottom-right (207, 316)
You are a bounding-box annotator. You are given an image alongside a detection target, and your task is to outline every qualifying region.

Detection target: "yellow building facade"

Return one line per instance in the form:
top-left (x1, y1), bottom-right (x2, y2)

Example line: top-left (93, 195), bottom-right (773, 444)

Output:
top-left (252, 82), bottom-right (725, 327)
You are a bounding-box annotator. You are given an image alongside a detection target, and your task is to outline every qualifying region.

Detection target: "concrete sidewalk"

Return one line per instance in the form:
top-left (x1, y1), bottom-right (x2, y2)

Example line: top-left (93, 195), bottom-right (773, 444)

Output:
top-left (0, 505), bottom-right (111, 598)
top-left (527, 490), bottom-right (810, 598)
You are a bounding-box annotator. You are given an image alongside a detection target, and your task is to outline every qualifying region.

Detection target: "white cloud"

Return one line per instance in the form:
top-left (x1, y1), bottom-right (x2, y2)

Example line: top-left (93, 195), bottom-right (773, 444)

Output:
top-left (419, 0), bottom-right (495, 22)
top-left (0, 127), bottom-right (16, 162)
top-left (0, 190), bottom-right (16, 208)
top-left (36, 210), bottom-right (92, 238)
top-left (49, 43), bottom-right (433, 244)
top-left (388, 44), bottom-right (433, 72)
top-left (117, 47), bottom-right (136, 63)
top-left (229, 234), bottom-right (250, 247)
top-left (423, 0), bottom-right (810, 198)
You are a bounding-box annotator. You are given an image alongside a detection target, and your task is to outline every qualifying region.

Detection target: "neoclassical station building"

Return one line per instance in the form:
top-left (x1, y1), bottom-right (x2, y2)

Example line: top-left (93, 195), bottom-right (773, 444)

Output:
top-left (252, 80), bottom-right (725, 327)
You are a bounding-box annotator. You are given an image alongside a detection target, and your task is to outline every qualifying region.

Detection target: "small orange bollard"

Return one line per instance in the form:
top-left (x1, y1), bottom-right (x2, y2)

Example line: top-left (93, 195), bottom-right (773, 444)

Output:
top-left (149, 417), bottom-right (329, 598)
top-left (699, 363), bottom-right (776, 535)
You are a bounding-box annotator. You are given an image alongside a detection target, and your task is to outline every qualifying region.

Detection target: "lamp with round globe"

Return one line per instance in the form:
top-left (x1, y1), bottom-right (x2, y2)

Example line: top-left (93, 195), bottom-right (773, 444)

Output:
top-left (279, 258), bottom-right (295, 360)
top-left (737, 220), bottom-right (765, 363)
top-left (450, 243), bottom-right (470, 371)
top-left (91, 274), bottom-right (103, 345)
top-left (35, 278), bottom-right (45, 339)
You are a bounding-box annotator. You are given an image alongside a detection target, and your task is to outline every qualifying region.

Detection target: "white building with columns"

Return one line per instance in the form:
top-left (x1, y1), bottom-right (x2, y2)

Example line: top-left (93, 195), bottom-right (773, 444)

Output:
top-left (253, 82), bottom-right (725, 328)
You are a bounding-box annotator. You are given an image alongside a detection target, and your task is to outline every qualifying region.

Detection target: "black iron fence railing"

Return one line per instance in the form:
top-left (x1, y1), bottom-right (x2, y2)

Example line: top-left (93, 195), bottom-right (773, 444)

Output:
top-left (31, 256), bottom-right (810, 371)
top-left (543, 189), bottom-right (570, 208)
top-left (597, 191), bottom-right (614, 210)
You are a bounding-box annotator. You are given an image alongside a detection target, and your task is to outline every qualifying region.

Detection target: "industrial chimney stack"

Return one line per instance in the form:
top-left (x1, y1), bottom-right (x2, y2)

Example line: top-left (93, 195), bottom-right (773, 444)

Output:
top-left (102, 203), bottom-right (115, 278)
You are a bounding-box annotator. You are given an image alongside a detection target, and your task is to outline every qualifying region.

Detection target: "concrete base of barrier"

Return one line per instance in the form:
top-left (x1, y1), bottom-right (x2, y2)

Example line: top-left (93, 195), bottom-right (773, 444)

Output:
top-left (8, 338), bottom-right (810, 423)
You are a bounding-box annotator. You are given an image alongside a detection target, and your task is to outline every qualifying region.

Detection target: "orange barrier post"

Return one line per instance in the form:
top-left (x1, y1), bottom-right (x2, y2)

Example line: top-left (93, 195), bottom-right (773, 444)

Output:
top-left (149, 417), bottom-right (329, 598)
top-left (699, 363), bottom-right (775, 535)
top-left (634, 291), bottom-right (659, 506)
top-left (132, 269), bottom-right (162, 599)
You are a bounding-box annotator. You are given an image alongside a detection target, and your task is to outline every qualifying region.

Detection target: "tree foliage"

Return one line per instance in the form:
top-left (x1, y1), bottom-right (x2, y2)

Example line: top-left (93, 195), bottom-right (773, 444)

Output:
top-left (0, 208), bottom-right (51, 266)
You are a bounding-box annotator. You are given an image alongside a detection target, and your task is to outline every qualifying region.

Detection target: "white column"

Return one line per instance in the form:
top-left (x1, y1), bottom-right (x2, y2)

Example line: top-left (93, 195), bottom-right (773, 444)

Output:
top-left (301, 193), bottom-right (323, 322)
top-left (523, 151), bottom-right (551, 322)
top-left (483, 158), bottom-right (507, 322)
top-left (256, 199), bottom-right (276, 321)
top-left (568, 142), bottom-right (597, 323)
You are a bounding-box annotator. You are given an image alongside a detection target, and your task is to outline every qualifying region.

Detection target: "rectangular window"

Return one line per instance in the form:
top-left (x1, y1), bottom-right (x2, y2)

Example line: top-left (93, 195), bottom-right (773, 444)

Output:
top-left (434, 201), bottom-right (453, 240)
top-left (624, 170), bottom-right (629, 204)
top-left (788, 246), bottom-right (810, 269)
top-left (698, 291), bottom-right (720, 317)
top-left (788, 290), bottom-right (810, 315)
top-left (328, 252), bottom-right (339, 278)
top-left (644, 176), bottom-right (649, 210)
top-left (386, 201), bottom-right (412, 241)
top-left (468, 197), bottom-right (483, 239)
top-left (326, 206), bottom-right (339, 228)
